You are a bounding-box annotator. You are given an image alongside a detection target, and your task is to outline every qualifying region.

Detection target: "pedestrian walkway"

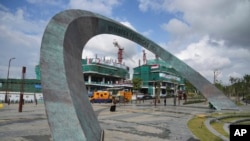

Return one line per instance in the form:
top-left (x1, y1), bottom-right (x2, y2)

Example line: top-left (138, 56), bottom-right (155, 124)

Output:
top-left (0, 103), bottom-right (51, 141)
top-left (0, 99), bottom-right (249, 141)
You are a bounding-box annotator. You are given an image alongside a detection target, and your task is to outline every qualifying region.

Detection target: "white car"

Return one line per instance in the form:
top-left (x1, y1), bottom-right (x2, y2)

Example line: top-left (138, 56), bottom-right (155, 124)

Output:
top-left (136, 94), bottom-right (144, 100)
top-left (160, 93), bottom-right (167, 98)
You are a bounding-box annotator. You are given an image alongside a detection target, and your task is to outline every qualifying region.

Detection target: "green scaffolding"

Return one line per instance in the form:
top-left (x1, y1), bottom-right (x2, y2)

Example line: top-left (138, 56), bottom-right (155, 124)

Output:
top-left (0, 79), bottom-right (41, 93)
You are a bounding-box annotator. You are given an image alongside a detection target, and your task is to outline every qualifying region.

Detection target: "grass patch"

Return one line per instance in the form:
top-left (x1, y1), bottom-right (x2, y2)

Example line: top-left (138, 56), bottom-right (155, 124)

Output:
top-left (221, 117), bottom-right (243, 122)
top-left (188, 112), bottom-right (250, 141)
top-left (188, 117), bottom-right (222, 141)
top-left (235, 101), bottom-right (244, 106)
top-left (209, 114), bottom-right (250, 139)
top-left (237, 121), bottom-right (250, 125)
top-left (183, 99), bottom-right (206, 105)
top-left (211, 112), bottom-right (250, 118)
top-left (211, 113), bottom-right (232, 117)
top-left (211, 121), bottom-right (229, 138)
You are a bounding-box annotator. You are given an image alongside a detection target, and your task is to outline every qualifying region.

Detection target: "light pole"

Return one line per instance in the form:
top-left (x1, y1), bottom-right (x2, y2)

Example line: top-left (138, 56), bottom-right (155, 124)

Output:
top-left (5, 57), bottom-right (15, 103)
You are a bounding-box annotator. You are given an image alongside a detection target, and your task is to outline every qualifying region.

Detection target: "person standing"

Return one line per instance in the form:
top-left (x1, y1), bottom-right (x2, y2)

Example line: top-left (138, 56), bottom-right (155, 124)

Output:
top-left (173, 95), bottom-right (176, 106)
top-left (183, 92), bottom-right (187, 103)
top-left (110, 97), bottom-right (116, 112)
top-left (164, 97), bottom-right (166, 106)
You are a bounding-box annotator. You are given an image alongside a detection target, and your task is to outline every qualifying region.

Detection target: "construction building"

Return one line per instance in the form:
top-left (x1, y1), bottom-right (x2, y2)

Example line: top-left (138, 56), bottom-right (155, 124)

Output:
top-left (0, 40), bottom-right (185, 101)
top-left (0, 57), bottom-right (132, 102)
top-left (35, 56), bottom-right (132, 93)
top-left (81, 57), bottom-right (132, 93)
top-left (133, 56), bottom-right (185, 96)
top-left (0, 79), bottom-right (43, 103)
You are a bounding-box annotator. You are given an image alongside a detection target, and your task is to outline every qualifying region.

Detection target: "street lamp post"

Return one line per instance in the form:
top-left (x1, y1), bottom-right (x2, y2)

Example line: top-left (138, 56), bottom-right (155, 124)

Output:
top-left (5, 57), bottom-right (15, 103)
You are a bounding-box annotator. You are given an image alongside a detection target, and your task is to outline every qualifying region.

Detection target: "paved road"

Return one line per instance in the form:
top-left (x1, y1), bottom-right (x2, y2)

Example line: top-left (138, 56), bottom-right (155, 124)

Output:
top-left (0, 99), bottom-right (229, 141)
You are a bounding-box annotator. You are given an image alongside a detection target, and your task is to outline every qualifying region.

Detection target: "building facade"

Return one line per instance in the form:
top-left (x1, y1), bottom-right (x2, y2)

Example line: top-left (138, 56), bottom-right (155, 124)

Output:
top-left (0, 57), bottom-right (185, 101)
top-left (133, 58), bottom-right (185, 96)
top-left (81, 58), bottom-right (132, 93)
top-left (0, 58), bottom-right (132, 102)
top-left (0, 79), bottom-right (43, 103)
top-left (35, 58), bottom-right (132, 94)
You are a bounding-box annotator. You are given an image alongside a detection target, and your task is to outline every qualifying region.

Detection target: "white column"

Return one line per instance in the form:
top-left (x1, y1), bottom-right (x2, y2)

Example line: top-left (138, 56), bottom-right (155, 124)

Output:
top-left (88, 75), bottom-right (91, 83)
top-left (102, 77), bottom-right (105, 84)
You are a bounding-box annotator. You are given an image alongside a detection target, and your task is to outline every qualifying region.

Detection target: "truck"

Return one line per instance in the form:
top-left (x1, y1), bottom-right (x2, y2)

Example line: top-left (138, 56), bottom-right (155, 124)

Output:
top-left (89, 91), bottom-right (112, 103)
top-left (117, 90), bottom-right (133, 102)
top-left (107, 88), bottom-right (133, 103)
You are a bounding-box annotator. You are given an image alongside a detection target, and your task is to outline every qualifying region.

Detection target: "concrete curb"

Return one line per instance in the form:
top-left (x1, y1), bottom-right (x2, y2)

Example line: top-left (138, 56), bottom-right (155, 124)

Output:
top-left (223, 118), bottom-right (250, 134)
top-left (205, 118), bottom-right (229, 141)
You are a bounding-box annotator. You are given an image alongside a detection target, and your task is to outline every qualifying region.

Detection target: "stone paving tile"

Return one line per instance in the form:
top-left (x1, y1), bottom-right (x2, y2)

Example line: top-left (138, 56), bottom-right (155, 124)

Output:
top-left (1, 99), bottom-right (248, 141)
top-left (96, 102), bottom-right (201, 141)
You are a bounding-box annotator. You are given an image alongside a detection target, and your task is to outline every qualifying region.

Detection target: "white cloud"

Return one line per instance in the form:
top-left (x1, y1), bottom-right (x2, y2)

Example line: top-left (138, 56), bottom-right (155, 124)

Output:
top-left (140, 0), bottom-right (250, 48)
top-left (138, 0), bottom-right (250, 84)
top-left (175, 36), bottom-right (250, 83)
top-left (138, 0), bottom-right (163, 12)
top-left (0, 0), bottom-right (249, 84)
top-left (181, 0), bottom-right (249, 47)
top-left (0, 4), bottom-right (8, 11)
top-left (161, 18), bottom-right (190, 37)
top-left (82, 18), bottom-right (156, 80)
top-left (176, 36), bottom-right (231, 70)
top-left (0, 7), bottom-right (44, 79)
top-left (83, 34), bottom-right (138, 63)
top-left (120, 21), bottom-right (137, 31)
top-left (228, 72), bottom-right (242, 79)
top-left (83, 34), bottom-right (140, 80)
top-left (26, 0), bottom-right (64, 6)
top-left (141, 29), bottom-right (153, 37)
top-left (0, 8), bottom-right (46, 34)
top-left (68, 0), bottom-right (121, 16)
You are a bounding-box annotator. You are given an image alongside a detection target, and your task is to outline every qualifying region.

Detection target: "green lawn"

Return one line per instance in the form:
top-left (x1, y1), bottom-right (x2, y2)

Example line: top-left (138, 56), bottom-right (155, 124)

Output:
top-left (188, 113), bottom-right (250, 141)
top-left (188, 117), bottom-right (222, 141)
top-left (237, 121), bottom-right (250, 125)
top-left (211, 121), bottom-right (229, 138)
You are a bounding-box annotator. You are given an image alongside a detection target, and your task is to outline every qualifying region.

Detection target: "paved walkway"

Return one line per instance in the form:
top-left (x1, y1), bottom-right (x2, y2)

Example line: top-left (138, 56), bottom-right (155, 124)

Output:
top-left (0, 98), bottom-right (249, 141)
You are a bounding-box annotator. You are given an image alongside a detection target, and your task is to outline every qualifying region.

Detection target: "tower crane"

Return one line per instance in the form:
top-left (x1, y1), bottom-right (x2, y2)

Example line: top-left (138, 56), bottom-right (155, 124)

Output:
top-left (113, 39), bottom-right (136, 64)
top-left (113, 40), bottom-right (124, 64)
top-left (143, 50), bottom-right (147, 65)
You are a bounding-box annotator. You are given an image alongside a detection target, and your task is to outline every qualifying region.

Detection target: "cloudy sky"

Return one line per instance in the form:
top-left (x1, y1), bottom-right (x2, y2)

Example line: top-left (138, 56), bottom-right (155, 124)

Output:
top-left (0, 0), bottom-right (249, 85)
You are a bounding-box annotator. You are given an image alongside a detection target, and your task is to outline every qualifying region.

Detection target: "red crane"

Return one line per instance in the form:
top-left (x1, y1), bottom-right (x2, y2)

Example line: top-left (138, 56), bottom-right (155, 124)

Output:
top-left (143, 50), bottom-right (146, 65)
top-left (113, 40), bottom-right (124, 64)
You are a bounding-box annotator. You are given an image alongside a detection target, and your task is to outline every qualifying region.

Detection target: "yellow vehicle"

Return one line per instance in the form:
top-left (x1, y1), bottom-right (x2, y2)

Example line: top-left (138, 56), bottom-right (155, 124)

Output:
top-left (89, 91), bottom-right (112, 103)
top-left (106, 88), bottom-right (133, 102)
top-left (117, 90), bottom-right (132, 102)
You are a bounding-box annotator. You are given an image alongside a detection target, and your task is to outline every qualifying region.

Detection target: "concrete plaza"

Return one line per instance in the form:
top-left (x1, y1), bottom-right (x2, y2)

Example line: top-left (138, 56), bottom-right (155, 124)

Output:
top-left (0, 98), bottom-right (248, 141)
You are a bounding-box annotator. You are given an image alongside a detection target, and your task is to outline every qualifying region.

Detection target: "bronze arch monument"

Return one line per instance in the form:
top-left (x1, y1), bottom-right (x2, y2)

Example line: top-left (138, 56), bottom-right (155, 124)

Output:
top-left (40, 9), bottom-right (237, 141)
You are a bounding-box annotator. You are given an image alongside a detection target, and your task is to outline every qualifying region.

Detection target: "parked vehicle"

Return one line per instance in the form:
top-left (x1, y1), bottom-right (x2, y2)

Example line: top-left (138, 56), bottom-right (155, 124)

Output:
top-left (107, 88), bottom-right (133, 102)
top-left (160, 93), bottom-right (167, 98)
top-left (89, 91), bottom-right (112, 103)
top-left (136, 94), bottom-right (144, 100)
top-left (242, 98), bottom-right (250, 104)
top-left (117, 90), bottom-right (133, 102)
top-left (137, 94), bottom-right (153, 100)
top-left (143, 95), bottom-right (153, 100)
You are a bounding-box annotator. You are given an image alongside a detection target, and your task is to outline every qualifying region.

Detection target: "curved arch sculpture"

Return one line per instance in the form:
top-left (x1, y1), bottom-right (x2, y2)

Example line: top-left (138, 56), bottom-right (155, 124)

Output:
top-left (40, 9), bottom-right (237, 141)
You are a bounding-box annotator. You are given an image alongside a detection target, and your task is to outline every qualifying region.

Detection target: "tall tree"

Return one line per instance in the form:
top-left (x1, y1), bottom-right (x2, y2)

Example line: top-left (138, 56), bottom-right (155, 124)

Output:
top-left (229, 77), bottom-right (242, 103)
top-left (243, 74), bottom-right (250, 99)
top-left (132, 78), bottom-right (142, 103)
top-left (132, 78), bottom-right (142, 91)
top-left (185, 80), bottom-right (197, 94)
